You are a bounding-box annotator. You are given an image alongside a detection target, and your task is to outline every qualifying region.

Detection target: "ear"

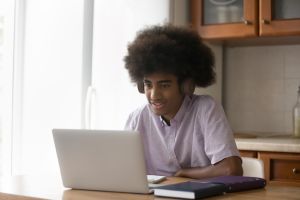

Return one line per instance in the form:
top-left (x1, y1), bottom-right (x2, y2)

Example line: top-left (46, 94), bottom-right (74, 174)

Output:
top-left (137, 81), bottom-right (144, 93)
top-left (181, 79), bottom-right (195, 96)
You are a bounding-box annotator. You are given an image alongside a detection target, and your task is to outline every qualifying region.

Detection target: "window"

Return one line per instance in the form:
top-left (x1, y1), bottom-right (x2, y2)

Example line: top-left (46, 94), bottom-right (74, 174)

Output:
top-left (0, 0), bottom-right (15, 175)
top-left (13, 0), bottom-right (85, 175)
top-left (90, 0), bottom-right (170, 130)
top-left (1, 0), bottom-right (171, 176)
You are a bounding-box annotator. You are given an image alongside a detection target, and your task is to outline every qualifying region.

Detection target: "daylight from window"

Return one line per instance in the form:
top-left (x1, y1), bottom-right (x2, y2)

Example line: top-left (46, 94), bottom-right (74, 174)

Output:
top-left (0, 0), bottom-right (170, 176)
top-left (0, 0), bottom-right (15, 176)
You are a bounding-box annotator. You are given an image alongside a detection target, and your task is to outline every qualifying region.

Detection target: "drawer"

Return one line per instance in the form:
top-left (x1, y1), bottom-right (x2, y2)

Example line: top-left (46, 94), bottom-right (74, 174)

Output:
top-left (271, 159), bottom-right (300, 181)
top-left (258, 152), bottom-right (300, 186)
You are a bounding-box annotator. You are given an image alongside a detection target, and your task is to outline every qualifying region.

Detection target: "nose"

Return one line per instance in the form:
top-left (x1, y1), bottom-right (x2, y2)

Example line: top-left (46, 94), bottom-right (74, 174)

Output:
top-left (150, 86), bottom-right (161, 100)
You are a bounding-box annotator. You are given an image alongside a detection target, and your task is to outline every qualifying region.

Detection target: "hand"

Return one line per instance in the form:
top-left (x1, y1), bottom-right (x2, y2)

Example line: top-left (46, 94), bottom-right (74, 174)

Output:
top-left (174, 170), bottom-right (182, 177)
top-left (173, 156), bottom-right (243, 179)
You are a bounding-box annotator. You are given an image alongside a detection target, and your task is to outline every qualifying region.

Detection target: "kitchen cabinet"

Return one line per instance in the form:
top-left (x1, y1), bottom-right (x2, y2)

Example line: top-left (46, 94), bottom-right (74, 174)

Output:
top-left (190, 0), bottom-right (300, 40)
top-left (240, 150), bottom-right (257, 158)
top-left (260, 0), bottom-right (300, 36)
top-left (240, 150), bottom-right (300, 187)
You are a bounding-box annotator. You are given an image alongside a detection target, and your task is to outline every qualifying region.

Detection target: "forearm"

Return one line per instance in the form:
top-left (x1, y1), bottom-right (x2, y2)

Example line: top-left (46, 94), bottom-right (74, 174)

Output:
top-left (175, 156), bottom-right (243, 179)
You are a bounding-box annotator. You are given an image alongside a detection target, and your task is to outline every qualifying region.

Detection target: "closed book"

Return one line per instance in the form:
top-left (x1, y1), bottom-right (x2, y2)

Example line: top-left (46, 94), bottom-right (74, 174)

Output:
top-left (154, 181), bottom-right (226, 199)
top-left (198, 176), bottom-right (266, 192)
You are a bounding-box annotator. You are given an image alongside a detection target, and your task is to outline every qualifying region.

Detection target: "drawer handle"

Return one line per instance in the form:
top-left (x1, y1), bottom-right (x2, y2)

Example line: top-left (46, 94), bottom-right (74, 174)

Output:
top-left (292, 168), bottom-right (299, 174)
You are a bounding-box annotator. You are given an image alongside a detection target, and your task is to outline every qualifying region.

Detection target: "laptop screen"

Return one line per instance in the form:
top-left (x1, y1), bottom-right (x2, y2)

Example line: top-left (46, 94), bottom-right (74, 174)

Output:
top-left (52, 129), bottom-right (151, 193)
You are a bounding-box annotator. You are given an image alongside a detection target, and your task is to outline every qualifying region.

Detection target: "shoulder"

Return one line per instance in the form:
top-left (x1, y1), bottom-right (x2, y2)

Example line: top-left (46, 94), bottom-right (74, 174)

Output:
top-left (128, 104), bottom-right (150, 119)
top-left (125, 104), bottom-right (150, 130)
top-left (190, 94), bottom-right (225, 122)
top-left (192, 94), bottom-right (215, 102)
top-left (191, 94), bottom-right (219, 110)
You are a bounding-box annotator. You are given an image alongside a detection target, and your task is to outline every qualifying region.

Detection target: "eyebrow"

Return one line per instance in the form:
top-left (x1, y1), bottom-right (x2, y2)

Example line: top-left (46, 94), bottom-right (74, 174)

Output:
top-left (143, 79), bottom-right (173, 84)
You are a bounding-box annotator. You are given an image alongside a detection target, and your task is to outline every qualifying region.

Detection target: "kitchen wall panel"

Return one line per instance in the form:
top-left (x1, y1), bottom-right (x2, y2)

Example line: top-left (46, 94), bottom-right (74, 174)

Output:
top-left (224, 45), bottom-right (300, 134)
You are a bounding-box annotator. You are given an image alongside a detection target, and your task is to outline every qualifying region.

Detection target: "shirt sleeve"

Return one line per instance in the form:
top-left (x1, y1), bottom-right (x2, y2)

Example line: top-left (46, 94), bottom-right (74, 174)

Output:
top-left (201, 97), bottom-right (240, 165)
top-left (124, 105), bottom-right (146, 131)
top-left (124, 111), bottom-right (136, 130)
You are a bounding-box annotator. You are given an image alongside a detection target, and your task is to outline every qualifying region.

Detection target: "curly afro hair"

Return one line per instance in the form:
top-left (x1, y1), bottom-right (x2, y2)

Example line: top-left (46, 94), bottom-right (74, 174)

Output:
top-left (124, 24), bottom-right (215, 88)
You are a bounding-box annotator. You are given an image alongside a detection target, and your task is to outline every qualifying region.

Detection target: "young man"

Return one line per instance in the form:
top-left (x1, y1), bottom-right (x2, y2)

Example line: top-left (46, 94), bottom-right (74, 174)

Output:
top-left (124, 25), bottom-right (242, 179)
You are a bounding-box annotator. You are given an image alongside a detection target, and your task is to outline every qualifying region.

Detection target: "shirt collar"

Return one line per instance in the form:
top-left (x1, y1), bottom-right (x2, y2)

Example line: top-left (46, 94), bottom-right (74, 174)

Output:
top-left (170, 95), bottom-right (192, 124)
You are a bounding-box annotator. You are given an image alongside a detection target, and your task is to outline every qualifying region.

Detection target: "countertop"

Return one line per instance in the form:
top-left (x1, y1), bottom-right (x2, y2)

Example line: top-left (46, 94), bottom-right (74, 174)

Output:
top-left (234, 133), bottom-right (300, 153)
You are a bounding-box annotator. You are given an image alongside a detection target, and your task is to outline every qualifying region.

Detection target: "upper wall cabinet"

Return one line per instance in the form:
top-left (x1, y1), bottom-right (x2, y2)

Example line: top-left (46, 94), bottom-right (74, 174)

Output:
top-left (260, 0), bottom-right (300, 36)
top-left (191, 0), bottom-right (300, 40)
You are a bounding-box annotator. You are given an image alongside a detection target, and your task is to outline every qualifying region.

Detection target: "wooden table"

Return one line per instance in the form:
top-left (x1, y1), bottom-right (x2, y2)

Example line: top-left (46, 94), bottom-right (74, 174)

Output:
top-left (0, 175), bottom-right (299, 200)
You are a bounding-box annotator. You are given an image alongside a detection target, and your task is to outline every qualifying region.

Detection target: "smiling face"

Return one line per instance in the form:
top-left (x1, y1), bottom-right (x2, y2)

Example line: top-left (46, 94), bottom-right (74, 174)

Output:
top-left (143, 73), bottom-right (185, 123)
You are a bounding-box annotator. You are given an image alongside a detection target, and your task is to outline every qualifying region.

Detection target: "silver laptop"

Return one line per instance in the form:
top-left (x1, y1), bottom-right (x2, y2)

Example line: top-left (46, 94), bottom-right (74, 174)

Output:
top-left (52, 129), bottom-right (152, 194)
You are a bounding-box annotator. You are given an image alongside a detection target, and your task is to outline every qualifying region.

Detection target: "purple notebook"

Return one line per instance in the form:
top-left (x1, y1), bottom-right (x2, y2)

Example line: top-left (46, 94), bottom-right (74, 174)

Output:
top-left (195, 176), bottom-right (266, 192)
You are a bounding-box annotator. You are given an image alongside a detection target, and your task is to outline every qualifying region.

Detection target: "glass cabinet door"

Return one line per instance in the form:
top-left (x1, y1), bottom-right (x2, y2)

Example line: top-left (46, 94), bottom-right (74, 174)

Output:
top-left (272, 0), bottom-right (300, 20)
top-left (191, 0), bottom-right (258, 39)
top-left (203, 0), bottom-right (244, 25)
top-left (260, 0), bottom-right (300, 36)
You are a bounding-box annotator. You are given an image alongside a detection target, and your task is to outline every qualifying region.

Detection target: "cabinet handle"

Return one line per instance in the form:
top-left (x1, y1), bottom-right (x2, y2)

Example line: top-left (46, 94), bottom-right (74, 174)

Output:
top-left (243, 20), bottom-right (252, 25)
top-left (292, 168), bottom-right (299, 174)
top-left (262, 19), bottom-right (270, 24)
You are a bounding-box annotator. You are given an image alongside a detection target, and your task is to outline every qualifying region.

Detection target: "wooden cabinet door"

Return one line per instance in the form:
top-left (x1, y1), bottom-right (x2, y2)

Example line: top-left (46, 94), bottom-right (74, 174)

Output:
top-left (191, 0), bottom-right (258, 39)
top-left (260, 0), bottom-right (300, 36)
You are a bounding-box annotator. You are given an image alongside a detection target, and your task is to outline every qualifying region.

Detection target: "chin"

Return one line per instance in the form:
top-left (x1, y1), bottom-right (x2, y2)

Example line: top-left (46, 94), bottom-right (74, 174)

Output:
top-left (151, 108), bottom-right (165, 116)
top-left (153, 111), bottom-right (164, 116)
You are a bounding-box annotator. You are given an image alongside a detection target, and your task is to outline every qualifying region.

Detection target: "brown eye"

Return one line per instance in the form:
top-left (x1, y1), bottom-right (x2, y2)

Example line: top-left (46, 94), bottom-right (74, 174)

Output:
top-left (161, 83), bottom-right (170, 88)
top-left (144, 83), bottom-right (152, 89)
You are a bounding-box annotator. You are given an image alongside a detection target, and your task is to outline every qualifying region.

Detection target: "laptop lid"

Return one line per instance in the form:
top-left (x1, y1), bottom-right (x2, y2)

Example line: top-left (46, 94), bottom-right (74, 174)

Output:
top-left (52, 129), bottom-right (151, 194)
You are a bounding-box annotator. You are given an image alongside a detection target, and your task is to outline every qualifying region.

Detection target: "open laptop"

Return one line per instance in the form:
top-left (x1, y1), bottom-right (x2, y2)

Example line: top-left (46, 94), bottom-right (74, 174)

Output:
top-left (52, 129), bottom-right (164, 194)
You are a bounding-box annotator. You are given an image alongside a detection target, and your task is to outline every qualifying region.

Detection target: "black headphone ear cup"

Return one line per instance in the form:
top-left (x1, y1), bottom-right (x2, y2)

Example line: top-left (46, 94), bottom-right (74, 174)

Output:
top-left (137, 82), bottom-right (145, 93)
top-left (182, 79), bottom-right (195, 95)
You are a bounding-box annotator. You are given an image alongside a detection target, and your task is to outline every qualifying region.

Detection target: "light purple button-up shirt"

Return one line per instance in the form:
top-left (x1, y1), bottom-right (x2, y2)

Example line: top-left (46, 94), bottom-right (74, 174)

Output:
top-left (125, 94), bottom-right (240, 176)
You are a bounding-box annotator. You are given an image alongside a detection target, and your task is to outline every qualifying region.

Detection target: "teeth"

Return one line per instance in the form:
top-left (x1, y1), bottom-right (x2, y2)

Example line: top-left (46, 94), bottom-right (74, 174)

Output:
top-left (152, 102), bottom-right (164, 109)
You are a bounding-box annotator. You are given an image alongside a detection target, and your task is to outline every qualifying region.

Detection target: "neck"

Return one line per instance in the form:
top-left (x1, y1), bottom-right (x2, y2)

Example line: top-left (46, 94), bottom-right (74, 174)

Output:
top-left (161, 95), bottom-right (185, 126)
